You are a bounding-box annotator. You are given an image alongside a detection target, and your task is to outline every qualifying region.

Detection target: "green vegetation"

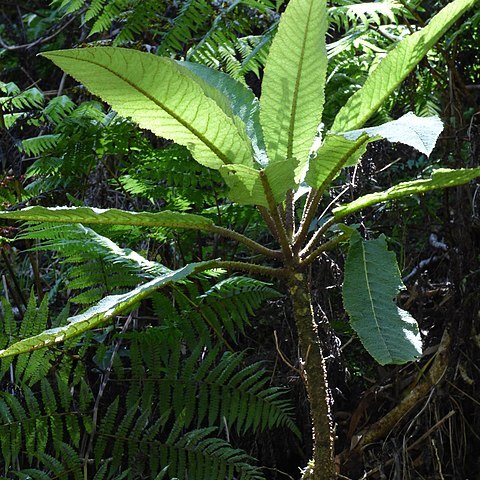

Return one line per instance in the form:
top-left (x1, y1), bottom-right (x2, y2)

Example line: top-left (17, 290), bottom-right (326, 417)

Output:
top-left (1, 0), bottom-right (480, 479)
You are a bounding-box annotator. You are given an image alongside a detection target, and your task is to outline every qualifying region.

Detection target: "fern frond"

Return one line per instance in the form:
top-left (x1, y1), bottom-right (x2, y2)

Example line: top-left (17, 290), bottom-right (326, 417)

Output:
top-left (329, 0), bottom-right (409, 31)
top-left (114, 332), bottom-right (298, 438)
top-left (55, 0), bottom-right (168, 46)
top-left (0, 297), bottom-right (94, 470)
top-left (21, 134), bottom-right (61, 157)
top-left (0, 83), bottom-right (44, 111)
top-left (11, 469), bottom-right (51, 479)
top-left (0, 293), bottom-right (54, 387)
top-left (0, 383), bottom-right (91, 469)
top-left (19, 222), bottom-right (169, 306)
top-left (43, 95), bottom-right (77, 125)
top-left (113, 0), bottom-right (161, 44)
top-left (94, 396), bottom-right (120, 465)
top-left (170, 427), bottom-right (265, 480)
top-left (200, 276), bottom-right (281, 336)
top-left (90, 0), bottom-right (127, 36)
top-left (84, 0), bottom-right (109, 22)
top-left (158, 0), bottom-right (214, 57)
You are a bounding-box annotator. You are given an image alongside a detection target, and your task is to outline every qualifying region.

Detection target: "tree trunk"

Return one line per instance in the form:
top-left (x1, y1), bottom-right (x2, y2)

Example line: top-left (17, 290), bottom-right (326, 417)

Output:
top-left (289, 271), bottom-right (336, 480)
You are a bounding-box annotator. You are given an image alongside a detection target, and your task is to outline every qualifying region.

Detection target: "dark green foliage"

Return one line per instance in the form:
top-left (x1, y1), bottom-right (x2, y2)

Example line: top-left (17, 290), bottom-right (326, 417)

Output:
top-left (118, 143), bottom-right (226, 211)
top-left (0, 225), bottom-right (292, 478)
top-left (3, 1), bottom-right (478, 478)
top-left (0, 290), bottom-right (296, 479)
top-left (90, 333), bottom-right (297, 478)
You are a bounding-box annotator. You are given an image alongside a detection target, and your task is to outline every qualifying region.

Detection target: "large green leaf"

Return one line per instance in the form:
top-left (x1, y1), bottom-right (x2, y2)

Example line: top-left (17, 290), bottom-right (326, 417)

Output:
top-left (305, 134), bottom-right (369, 191)
top-left (0, 206), bottom-right (215, 230)
top-left (222, 158), bottom-right (298, 206)
top-left (306, 0), bottom-right (477, 190)
top-left (340, 113), bottom-right (444, 157)
top-left (41, 48), bottom-right (254, 170)
top-left (0, 261), bottom-right (214, 358)
top-left (343, 232), bottom-right (422, 365)
top-left (331, 0), bottom-right (478, 132)
top-left (260, 0), bottom-right (328, 173)
top-left (179, 61), bottom-right (268, 168)
top-left (333, 167), bottom-right (480, 220)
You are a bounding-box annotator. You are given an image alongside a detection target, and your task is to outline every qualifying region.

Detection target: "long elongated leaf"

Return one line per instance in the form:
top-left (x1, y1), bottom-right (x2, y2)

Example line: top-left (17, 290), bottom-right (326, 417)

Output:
top-left (306, 111), bottom-right (443, 190)
top-left (331, 0), bottom-right (478, 132)
top-left (306, 0), bottom-right (477, 190)
top-left (260, 0), bottom-right (327, 172)
top-left (41, 48), bottom-right (254, 170)
top-left (0, 261), bottom-right (215, 358)
top-left (0, 206), bottom-right (215, 230)
top-left (343, 233), bottom-right (422, 365)
top-left (333, 167), bottom-right (480, 220)
top-left (179, 61), bottom-right (268, 168)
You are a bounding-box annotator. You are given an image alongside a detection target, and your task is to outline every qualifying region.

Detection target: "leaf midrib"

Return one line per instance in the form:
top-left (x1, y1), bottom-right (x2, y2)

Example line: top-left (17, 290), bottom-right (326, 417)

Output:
top-left (287, 0), bottom-right (314, 160)
top-left (361, 241), bottom-right (390, 360)
top-left (49, 52), bottom-right (237, 166)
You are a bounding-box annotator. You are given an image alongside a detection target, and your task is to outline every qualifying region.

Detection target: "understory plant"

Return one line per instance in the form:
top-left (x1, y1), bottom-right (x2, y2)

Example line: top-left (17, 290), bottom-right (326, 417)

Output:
top-left (0, 273), bottom-right (295, 479)
top-left (1, 0), bottom-right (479, 478)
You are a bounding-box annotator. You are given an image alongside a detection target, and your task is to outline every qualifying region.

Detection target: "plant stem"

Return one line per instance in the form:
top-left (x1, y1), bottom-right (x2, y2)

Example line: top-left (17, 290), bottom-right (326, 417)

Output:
top-left (215, 260), bottom-right (288, 279)
top-left (300, 217), bottom-right (337, 257)
top-left (288, 271), bottom-right (336, 480)
top-left (259, 171), bottom-right (293, 262)
top-left (257, 205), bottom-right (280, 237)
top-left (294, 188), bottom-right (323, 248)
top-left (285, 189), bottom-right (295, 239)
top-left (209, 224), bottom-right (282, 259)
top-left (301, 233), bottom-right (348, 267)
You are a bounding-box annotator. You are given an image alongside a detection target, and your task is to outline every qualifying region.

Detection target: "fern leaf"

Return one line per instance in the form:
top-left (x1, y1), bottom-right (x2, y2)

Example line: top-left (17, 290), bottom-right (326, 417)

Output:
top-left (94, 396), bottom-right (119, 466)
top-left (110, 402), bottom-right (139, 472)
top-left (13, 469), bottom-right (51, 480)
top-left (21, 134), bottom-right (61, 157)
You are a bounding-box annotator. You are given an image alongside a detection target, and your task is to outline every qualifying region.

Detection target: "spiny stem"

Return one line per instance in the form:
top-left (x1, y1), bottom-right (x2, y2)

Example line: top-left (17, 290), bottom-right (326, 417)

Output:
top-left (257, 205), bottom-right (279, 237)
top-left (300, 217), bottom-right (337, 257)
top-left (301, 233), bottom-right (348, 267)
top-left (259, 171), bottom-right (293, 262)
top-left (289, 272), bottom-right (335, 480)
top-left (214, 260), bottom-right (288, 279)
top-left (209, 224), bottom-right (282, 259)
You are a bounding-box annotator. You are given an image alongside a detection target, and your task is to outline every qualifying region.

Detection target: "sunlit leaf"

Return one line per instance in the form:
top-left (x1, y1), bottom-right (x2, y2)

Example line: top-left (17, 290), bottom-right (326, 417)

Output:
top-left (41, 48), bottom-right (254, 171)
top-left (0, 261), bottom-right (215, 358)
top-left (261, 0), bottom-right (328, 175)
top-left (334, 167), bottom-right (480, 220)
